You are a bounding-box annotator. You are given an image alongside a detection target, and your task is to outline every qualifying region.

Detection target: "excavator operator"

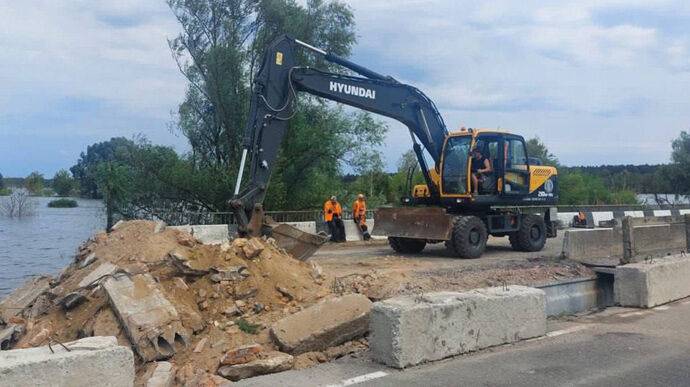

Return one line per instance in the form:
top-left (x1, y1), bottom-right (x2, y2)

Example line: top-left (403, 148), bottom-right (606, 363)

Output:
top-left (323, 196), bottom-right (345, 242)
top-left (471, 147), bottom-right (493, 195)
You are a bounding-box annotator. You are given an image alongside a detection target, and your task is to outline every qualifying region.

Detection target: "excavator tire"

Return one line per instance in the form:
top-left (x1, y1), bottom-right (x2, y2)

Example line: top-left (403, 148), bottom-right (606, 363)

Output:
top-left (388, 237), bottom-right (426, 254)
top-left (509, 214), bottom-right (546, 252)
top-left (448, 216), bottom-right (487, 259)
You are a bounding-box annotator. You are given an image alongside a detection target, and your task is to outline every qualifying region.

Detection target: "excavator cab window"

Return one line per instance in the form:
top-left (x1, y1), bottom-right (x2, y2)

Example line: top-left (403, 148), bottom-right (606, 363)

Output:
top-left (441, 136), bottom-right (471, 194)
top-left (473, 136), bottom-right (500, 195)
top-left (503, 137), bottom-right (530, 194)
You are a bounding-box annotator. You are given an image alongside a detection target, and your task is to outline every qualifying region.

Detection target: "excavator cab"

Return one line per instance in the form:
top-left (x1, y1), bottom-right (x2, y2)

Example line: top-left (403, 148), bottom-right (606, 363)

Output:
top-left (410, 129), bottom-right (557, 207)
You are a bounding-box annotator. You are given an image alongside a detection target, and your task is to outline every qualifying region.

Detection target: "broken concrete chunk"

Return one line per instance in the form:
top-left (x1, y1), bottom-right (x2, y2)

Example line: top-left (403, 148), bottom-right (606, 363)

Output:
top-left (176, 232), bottom-right (198, 247)
top-left (234, 285), bottom-right (258, 300)
top-left (103, 273), bottom-right (190, 361)
top-left (146, 361), bottom-right (175, 387)
top-left (28, 327), bottom-right (52, 347)
top-left (0, 276), bottom-right (52, 322)
top-left (217, 351), bottom-right (293, 381)
top-left (153, 221), bottom-right (167, 234)
top-left (242, 238), bottom-right (265, 259)
top-left (209, 266), bottom-right (247, 283)
top-left (60, 292), bottom-right (87, 311)
top-left (168, 252), bottom-right (209, 276)
top-left (0, 324), bottom-right (25, 350)
top-left (173, 277), bottom-right (189, 290)
top-left (222, 306), bottom-right (241, 317)
top-left (27, 293), bottom-right (53, 319)
top-left (78, 262), bottom-right (119, 288)
top-left (270, 294), bottom-right (373, 354)
top-left (79, 252), bottom-right (98, 268)
top-left (275, 285), bottom-right (294, 300)
top-left (193, 337), bottom-right (208, 353)
top-left (220, 343), bottom-right (263, 366)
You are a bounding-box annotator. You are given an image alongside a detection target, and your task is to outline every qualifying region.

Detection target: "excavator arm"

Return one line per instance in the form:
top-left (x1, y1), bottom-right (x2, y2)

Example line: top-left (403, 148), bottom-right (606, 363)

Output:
top-left (231, 35), bottom-right (449, 239)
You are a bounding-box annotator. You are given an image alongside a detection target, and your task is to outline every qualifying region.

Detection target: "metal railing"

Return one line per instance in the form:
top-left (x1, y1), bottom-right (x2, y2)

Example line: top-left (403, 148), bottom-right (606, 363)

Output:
top-left (162, 204), bottom-right (690, 226)
top-left (165, 209), bottom-right (377, 226)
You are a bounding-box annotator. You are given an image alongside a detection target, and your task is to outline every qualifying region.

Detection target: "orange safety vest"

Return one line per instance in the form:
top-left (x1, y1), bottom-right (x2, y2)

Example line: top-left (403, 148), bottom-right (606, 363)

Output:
top-left (352, 199), bottom-right (366, 225)
top-left (323, 200), bottom-right (342, 222)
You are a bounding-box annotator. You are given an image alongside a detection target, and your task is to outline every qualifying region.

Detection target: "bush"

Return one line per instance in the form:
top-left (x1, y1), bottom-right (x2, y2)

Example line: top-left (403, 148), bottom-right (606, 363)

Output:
top-left (0, 188), bottom-right (11, 196)
top-left (47, 198), bottom-right (78, 208)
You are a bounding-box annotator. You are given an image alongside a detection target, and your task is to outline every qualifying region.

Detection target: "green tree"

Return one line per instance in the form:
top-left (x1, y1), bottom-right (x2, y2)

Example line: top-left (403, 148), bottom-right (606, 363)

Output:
top-left (52, 169), bottom-right (75, 197)
top-left (0, 172), bottom-right (4, 190)
top-left (386, 150), bottom-right (424, 203)
top-left (24, 171), bottom-right (45, 195)
top-left (70, 137), bottom-right (136, 198)
top-left (95, 162), bottom-right (132, 231)
top-left (525, 137), bottom-right (559, 166)
top-left (167, 0), bottom-right (385, 211)
top-left (669, 131), bottom-right (690, 194)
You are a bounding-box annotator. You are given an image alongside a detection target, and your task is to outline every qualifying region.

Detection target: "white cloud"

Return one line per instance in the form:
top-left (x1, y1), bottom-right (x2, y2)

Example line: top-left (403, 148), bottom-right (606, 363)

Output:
top-left (345, 0), bottom-right (690, 168)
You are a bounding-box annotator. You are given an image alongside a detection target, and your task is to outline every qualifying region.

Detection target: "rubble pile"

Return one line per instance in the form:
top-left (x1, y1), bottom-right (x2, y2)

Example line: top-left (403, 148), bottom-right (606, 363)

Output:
top-left (0, 221), bottom-right (371, 385)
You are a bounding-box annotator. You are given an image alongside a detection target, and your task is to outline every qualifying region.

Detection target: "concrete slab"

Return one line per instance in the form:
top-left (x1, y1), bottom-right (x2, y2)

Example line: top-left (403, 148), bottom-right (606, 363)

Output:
top-left (561, 228), bottom-right (623, 263)
top-left (615, 255), bottom-right (690, 308)
top-left (78, 262), bottom-right (119, 288)
top-left (103, 274), bottom-right (189, 361)
top-left (0, 336), bottom-right (134, 387)
top-left (0, 276), bottom-right (51, 321)
top-left (271, 294), bottom-right (372, 354)
top-left (369, 286), bottom-right (546, 368)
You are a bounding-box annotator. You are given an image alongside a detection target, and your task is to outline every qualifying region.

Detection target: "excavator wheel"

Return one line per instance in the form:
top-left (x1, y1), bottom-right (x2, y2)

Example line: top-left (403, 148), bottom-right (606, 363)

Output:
top-left (388, 237), bottom-right (426, 254)
top-left (509, 214), bottom-right (546, 252)
top-left (447, 216), bottom-right (487, 259)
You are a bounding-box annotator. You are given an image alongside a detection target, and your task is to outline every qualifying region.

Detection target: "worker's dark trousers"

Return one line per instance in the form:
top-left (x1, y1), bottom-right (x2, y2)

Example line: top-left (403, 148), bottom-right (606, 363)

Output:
top-left (327, 218), bottom-right (346, 242)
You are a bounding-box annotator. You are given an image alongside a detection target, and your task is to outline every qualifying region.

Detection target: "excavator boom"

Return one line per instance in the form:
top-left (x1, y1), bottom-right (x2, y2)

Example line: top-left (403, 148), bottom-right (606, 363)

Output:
top-left (230, 35), bottom-right (450, 258)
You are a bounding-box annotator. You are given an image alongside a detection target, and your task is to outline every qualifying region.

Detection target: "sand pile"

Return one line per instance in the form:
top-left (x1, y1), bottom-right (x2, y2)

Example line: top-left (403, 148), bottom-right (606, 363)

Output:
top-left (0, 221), bottom-right (367, 385)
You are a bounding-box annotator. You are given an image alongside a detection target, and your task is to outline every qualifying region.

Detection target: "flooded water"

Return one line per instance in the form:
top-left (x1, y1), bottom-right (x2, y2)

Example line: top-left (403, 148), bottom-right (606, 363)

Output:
top-left (0, 197), bottom-right (105, 298)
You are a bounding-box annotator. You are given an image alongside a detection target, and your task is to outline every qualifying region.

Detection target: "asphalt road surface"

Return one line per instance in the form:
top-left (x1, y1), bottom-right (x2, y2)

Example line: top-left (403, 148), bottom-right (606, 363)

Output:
top-left (240, 299), bottom-right (690, 386)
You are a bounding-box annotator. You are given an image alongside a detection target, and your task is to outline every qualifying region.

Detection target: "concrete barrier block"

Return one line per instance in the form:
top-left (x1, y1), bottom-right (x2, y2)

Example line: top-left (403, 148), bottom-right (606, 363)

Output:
top-left (0, 336), bottom-right (134, 387)
top-left (653, 210), bottom-right (672, 217)
top-left (370, 286), bottom-right (546, 368)
top-left (562, 228), bottom-right (623, 262)
top-left (271, 294), bottom-right (372, 354)
top-left (622, 216), bottom-right (687, 262)
top-left (615, 255), bottom-right (690, 308)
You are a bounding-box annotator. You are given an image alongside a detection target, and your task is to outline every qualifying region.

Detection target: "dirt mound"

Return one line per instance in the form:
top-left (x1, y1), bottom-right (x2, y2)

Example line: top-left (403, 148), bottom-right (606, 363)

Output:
top-left (1, 221), bottom-right (339, 385)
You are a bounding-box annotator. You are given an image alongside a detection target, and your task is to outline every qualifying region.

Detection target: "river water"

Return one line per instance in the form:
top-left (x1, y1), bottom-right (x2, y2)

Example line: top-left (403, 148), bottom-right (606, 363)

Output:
top-left (0, 197), bottom-right (105, 298)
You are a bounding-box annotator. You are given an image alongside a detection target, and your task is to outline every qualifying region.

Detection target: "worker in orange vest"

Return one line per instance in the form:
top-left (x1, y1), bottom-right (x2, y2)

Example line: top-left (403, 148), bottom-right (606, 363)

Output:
top-left (323, 196), bottom-right (345, 242)
top-left (352, 194), bottom-right (371, 240)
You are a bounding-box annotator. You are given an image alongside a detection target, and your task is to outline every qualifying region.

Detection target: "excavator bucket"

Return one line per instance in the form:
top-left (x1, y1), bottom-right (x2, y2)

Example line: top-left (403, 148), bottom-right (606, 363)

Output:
top-left (263, 218), bottom-right (328, 261)
top-left (372, 206), bottom-right (454, 241)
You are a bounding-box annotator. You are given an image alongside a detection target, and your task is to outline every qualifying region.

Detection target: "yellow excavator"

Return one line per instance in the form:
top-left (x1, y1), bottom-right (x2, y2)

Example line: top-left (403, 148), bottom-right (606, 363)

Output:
top-left (230, 35), bottom-right (558, 259)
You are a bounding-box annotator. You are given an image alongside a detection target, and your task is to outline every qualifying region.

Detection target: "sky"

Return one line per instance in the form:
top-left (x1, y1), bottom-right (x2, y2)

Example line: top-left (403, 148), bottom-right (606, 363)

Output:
top-left (1, 1), bottom-right (690, 177)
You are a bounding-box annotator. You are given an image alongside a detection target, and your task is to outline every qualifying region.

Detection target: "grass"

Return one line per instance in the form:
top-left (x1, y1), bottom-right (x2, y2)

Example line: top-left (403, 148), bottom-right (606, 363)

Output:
top-left (47, 198), bottom-right (78, 208)
top-left (235, 318), bottom-right (261, 334)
